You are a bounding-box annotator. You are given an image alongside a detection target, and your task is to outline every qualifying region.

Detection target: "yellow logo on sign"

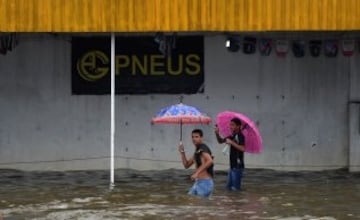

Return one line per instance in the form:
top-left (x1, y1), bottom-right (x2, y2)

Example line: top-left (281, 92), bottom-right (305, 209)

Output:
top-left (77, 51), bottom-right (201, 82)
top-left (77, 50), bottom-right (109, 81)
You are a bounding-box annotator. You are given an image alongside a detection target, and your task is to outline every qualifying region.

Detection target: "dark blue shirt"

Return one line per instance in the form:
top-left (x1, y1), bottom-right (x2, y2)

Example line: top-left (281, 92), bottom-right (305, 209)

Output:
top-left (228, 132), bottom-right (245, 169)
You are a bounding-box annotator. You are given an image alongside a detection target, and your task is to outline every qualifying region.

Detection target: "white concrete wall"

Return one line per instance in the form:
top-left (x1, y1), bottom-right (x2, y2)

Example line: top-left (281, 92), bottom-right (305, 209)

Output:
top-left (0, 33), bottom-right (355, 171)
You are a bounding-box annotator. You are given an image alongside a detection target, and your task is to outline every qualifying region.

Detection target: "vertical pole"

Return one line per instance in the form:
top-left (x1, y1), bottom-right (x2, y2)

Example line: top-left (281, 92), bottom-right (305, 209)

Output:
top-left (110, 33), bottom-right (115, 189)
top-left (349, 103), bottom-right (360, 172)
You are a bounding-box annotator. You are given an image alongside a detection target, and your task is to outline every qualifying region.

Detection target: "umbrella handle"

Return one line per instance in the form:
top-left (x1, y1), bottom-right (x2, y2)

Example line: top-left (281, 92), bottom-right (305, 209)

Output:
top-left (180, 121), bottom-right (183, 143)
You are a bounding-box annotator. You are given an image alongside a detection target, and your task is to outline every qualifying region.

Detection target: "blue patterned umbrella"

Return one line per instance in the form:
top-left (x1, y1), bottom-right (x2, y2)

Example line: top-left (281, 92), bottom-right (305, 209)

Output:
top-left (151, 103), bottom-right (211, 142)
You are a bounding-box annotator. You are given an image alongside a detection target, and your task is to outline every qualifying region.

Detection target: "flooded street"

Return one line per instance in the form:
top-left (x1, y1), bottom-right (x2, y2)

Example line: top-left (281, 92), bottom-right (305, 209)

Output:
top-left (0, 169), bottom-right (359, 220)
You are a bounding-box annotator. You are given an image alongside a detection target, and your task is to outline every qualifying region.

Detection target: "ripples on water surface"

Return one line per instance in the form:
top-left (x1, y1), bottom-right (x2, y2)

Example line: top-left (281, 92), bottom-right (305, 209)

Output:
top-left (0, 169), bottom-right (359, 220)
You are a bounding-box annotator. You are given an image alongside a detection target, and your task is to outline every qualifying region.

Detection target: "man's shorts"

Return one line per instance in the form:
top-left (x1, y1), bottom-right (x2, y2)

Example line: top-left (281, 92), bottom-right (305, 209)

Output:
top-left (188, 178), bottom-right (214, 197)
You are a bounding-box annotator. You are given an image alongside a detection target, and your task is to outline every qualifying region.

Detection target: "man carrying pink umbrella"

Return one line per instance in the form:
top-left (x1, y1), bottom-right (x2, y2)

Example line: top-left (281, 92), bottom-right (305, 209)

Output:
top-left (215, 118), bottom-right (245, 191)
top-left (215, 111), bottom-right (263, 191)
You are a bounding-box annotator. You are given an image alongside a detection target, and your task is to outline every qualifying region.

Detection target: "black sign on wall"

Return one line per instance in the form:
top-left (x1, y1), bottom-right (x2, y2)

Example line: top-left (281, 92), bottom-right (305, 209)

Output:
top-left (72, 36), bottom-right (204, 94)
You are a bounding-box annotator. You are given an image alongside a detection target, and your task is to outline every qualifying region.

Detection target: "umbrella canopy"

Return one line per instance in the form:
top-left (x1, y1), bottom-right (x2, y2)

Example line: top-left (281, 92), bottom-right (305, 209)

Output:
top-left (216, 111), bottom-right (263, 154)
top-left (152, 103), bottom-right (211, 142)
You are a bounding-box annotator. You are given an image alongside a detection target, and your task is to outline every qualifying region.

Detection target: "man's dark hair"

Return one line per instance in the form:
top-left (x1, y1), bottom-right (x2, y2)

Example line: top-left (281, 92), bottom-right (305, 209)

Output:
top-left (192, 129), bottom-right (203, 137)
top-left (231, 118), bottom-right (242, 126)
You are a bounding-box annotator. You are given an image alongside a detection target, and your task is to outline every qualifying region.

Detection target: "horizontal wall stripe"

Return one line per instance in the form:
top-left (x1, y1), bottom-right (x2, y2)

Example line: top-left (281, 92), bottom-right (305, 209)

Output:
top-left (1, 0), bottom-right (360, 32)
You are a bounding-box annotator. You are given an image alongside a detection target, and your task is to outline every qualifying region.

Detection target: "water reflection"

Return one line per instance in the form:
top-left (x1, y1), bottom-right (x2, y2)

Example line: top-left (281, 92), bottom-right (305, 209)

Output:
top-left (0, 169), bottom-right (359, 219)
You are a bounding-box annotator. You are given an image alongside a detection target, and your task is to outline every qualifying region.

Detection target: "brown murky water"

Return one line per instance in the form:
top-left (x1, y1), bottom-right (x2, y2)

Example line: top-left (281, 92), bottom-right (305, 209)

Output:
top-left (0, 169), bottom-right (359, 220)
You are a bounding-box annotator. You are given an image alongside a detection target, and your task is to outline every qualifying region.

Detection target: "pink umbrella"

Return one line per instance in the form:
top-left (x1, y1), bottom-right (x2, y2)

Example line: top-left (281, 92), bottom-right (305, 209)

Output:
top-left (216, 111), bottom-right (263, 154)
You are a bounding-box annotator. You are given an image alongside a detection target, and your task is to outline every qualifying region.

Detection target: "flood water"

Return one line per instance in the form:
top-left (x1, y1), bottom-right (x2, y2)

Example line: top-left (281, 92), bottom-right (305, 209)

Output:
top-left (0, 168), bottom-right (359, 220)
